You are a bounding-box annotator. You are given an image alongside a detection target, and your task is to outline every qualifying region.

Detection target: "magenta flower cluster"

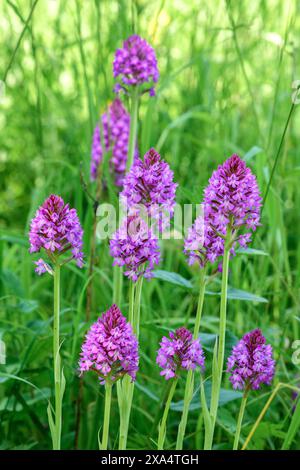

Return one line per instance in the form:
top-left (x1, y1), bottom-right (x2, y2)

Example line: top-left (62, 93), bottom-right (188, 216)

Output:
top-left (227, 329), bottom-right (275, 391)
top-left (184, 154), bottom-right (262, 267)
top-left (121, 148), bottom-right (177, 230)
top-left (109, 215), bottom-right (160, 281)
top-left (29, 194), bottom-right (84, 274)
top-left (156, 327), bottom-right (205, 380)
top-left (91, 98), bottom-right (138, 186)
top-left (79, 304), bottom-right (139, 384)
top-left (113, 35), bottom-right (159, 92)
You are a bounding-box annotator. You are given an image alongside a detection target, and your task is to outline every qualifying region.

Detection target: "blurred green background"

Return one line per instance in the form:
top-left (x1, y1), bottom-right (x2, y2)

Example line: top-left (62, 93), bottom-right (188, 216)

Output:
top-left (0, 0), bottom-right (300, 450)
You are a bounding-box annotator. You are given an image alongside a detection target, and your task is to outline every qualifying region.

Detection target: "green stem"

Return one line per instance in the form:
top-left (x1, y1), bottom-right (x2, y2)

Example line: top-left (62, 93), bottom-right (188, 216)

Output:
top-left (101, 382), bottom-right (112, 450)
top-left (176, 270), bottom-right (206, 450)
top-left (128, 280), bottom-right (135, 324)
top-left (53, 263), bottom-right (62, 450)
top-left (207, 228), bottom-right (231, 449)
top-left (126, 87), bottom-right (139, 172)
top-left (157, 378), bottom-right (178, 450)
top-left (118, 375), bottom-right (134, 450)
top-left (133, 276), bottom-right (143, 336)
top-left (193, 269), bottom-right (206, 339)
top-left (233, 390), bottom-right (248, 450)
top-left (216, 236), bottom-right (230, 386)
top-left (113, 265), bottom-right (123, 306)
top-left (117, 280), bottom-right (136, 450)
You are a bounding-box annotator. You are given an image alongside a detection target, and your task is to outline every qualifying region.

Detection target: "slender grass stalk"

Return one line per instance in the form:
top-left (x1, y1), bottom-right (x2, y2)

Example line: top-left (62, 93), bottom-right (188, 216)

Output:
top-left (126, 86), bottom-right (139, 172)
top-left (3, 0), bottom-right (39, 83)
top-left (233, 390), bottom-right (249, 450)
top-left (75, 0), bottom-right (95, 134)
top-left (225, 0), bottom-right (263, 145)
top-left (52, 262), bottom-right (62, 450)
top-left (157, 378), bottom-right (178, 450)
top-left (207, 228), bottom-right (231, 449)
top-left (261, 100), bottom-right (296, 215)
top-left (100, 382), bottom-right (112, 450)
top-left (176, 269), bottom-right (206, 449)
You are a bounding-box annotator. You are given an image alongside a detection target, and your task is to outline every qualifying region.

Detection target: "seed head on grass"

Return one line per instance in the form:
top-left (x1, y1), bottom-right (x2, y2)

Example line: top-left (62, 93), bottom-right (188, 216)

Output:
top-left (227, 329), bottom-right (275, 390)
top-left (29, 194), bottom-right (84, 274)
top-left (79, 304), bottom-right (139, 384)
top-left (156, 327), bottom-right (205, 380)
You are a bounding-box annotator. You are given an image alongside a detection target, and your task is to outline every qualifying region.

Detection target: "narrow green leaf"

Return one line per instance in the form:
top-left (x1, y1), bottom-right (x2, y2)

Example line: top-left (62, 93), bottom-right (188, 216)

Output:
top-left (47, 402), bottom-right (56, 445)
top-left (200, 379), bottom-right (212, 436)
top-left (236, 247), bottom-right (269, 256)
top-left (60, 368), bottom-right (66, 404)
top-left (206, 287), bottom-right (268, 303)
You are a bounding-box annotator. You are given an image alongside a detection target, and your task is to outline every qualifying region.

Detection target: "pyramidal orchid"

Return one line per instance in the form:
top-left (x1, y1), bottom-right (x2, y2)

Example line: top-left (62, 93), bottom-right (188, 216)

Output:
top-left (79, 304), bottom-right (139, 384)
top-left (113, 35), bottom-right (159, 173)
top-left (110, 213), bottom-right (160, 450)
top-left (184, 154), bottom-right (262, 268)
top-left (113, 35), bottom-right (159, 94)
top-left (179, 155), bottom-right (262, 450)
top-left (227, 329), bottom-right (275, 449)
top-left (121, 147), bottom-right (177, 231)
top-left (79, 304), bottom-right (138, 450)
top-left (156, 327), bottom-right (205, 449)
top-left (29, 194), bottom-right (84, 272)
top-left (29, 194), bottom-right (84, 450)
top-left (112, 35), bottom-right (159, 451)
top-left (90, 98), bottom-right (138, 187)
top-left (89, 98), bottom-right (139, 321)
top-left (195, 155), bottom-right (262, 450)
top-left (157, 327), bottom-right (205, 380)
top-left (227, 328), bottom-right (275, 391)
top-left (109, 214), bottom-right (161, 283)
